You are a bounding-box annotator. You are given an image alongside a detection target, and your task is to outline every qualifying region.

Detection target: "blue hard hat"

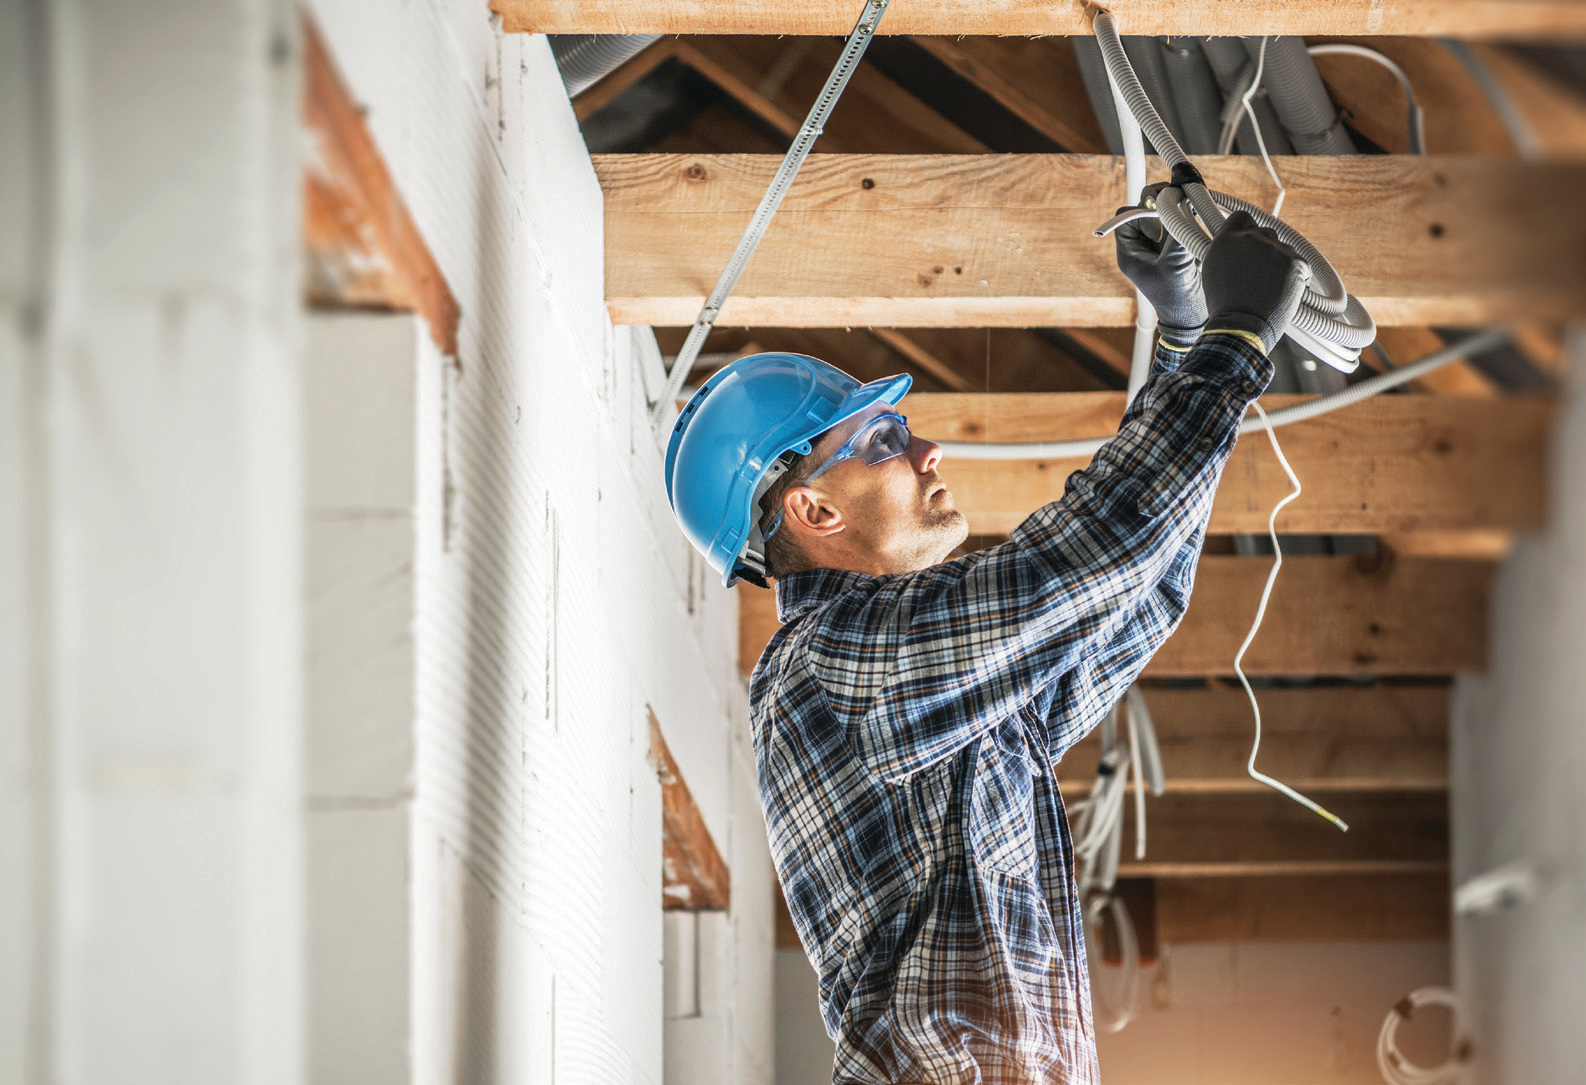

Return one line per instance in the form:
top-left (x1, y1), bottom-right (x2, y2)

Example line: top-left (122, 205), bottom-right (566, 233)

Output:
top-left (664, 352), bottom-right (911, 587)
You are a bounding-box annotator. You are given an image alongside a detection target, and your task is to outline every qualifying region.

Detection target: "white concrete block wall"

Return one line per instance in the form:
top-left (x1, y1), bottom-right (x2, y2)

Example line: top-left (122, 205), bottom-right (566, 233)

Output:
top-left (304, 2), bottom-right (772, 1082)
top-left (1452, 333), bottom-right (1586, 1085)
top-left (2, 0), bottom-right (305, 1082)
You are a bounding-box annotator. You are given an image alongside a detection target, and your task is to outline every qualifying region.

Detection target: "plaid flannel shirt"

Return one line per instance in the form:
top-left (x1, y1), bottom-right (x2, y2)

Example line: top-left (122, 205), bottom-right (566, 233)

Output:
top-left (749, 332), bottom-right (1274, 1084)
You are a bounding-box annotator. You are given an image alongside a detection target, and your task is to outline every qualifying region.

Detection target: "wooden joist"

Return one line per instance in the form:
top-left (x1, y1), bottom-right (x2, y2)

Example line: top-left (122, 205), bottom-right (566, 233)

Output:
top-left (649, 712), bottom-right (731, 911)
top-left (1154, 873), bottom-right (1450, 942)
top-left (494, 1), bottom-right (1586, 39)
top-left (737, 556), bottom-right (1491, 677)
top-left (1056, 685), bottom-right (1448, 793)
top-left (906, 391), bottom-right (1552, 536)
top-left (1113, 791), bottom-right (1447, 874)
top-left (598, 154), bottom-right (1586, 328)
top-left (301, 17), bottom-right (459, 354)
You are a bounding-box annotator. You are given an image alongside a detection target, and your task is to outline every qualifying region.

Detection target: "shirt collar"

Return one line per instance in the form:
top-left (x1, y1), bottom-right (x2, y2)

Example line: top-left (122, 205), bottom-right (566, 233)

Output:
top-left (773, 566), bottom-right (879, 624)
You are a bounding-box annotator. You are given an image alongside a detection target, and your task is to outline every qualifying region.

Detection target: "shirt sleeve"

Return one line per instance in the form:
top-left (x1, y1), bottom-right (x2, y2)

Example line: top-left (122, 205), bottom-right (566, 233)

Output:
top-left (808, 333), bottom-right (1272, 782)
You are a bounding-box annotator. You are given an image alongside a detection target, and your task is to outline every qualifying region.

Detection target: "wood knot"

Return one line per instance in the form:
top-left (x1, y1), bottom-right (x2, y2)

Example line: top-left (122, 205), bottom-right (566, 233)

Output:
top-left (861, 177), bottom-right (875, 190)
top-left (686, 163), bottom-right (708, 182)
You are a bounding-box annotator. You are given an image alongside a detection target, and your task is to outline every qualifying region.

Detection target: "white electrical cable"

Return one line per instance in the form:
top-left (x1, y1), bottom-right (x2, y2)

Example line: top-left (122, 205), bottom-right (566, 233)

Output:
top-left (1307, 44), bottom-right (1427, 155)
top-left (1127, 700), bottom-right (1147, 860)
top-left (1101, 28), bottom-right (1156, 405)
top-left (1083, 892), bottom-right (1141, 1034)
top-left (1377, 987), bottom-right (1469, 1085)
top-left (1238, 39), bottom-right (1287, 217)
top-left (1234, 401), bottom-right (1348, 831)
top-left (935, 326), bottom-right (1512, 461)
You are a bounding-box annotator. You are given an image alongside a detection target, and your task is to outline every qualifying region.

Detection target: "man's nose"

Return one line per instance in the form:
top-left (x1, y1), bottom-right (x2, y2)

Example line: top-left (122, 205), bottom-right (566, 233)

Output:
top-left (911, 435), bottom-right (943, 474)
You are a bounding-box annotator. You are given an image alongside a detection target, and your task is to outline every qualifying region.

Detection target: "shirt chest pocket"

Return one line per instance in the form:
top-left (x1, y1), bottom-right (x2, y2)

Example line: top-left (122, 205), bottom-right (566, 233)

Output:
top-left (967, 721), bottom-right (1039, 879)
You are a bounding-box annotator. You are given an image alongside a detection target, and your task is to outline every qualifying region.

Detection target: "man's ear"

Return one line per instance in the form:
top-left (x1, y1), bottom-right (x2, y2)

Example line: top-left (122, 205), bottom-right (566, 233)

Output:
top-left (783, 486), bottom-right (845, 539)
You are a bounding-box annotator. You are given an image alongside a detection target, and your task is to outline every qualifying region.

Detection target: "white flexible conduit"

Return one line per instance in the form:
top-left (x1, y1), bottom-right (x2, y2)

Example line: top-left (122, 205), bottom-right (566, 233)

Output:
top-left (1090, 11), bottom-right (1376, 375)
top-left (1101, 40), bottom-right (1157, 404)
top-left (937, 326), bottom-right (1513, 461)
top-left (649, 0), bottom-right (892, 424)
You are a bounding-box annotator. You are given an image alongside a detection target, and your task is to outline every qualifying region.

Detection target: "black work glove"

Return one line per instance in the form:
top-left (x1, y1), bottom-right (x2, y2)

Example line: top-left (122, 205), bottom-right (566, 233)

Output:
top-left (1201, 210), bottom-right (1312, 354)
top-left (1114, 204), bottom-right (1207, 349)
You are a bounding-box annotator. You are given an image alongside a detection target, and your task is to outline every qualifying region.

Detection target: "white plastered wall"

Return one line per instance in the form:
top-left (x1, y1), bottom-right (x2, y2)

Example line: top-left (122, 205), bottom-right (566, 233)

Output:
top-left (1, 0), bottom-right (305, 1081)
top-left (300, 3), bottom-right (772, 1083)
top-left (1451, 333), bottom-right (1586, 1085)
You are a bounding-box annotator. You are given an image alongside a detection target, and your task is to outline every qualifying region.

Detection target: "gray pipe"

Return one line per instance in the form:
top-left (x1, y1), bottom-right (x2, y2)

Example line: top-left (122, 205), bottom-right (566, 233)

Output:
top-left (1247, 36), bottom-right (1355, 155)
top-left (549, 34), bottom-right (662, 98)
top-left (1072, 37), bottom-right (1125, 155)
top-left (1159, 37), bottom-right (1225, 155)
top-left (1122, 36), bottom-right (1187, 153)
top-left (1200, 38), bottom-right (1292, 155)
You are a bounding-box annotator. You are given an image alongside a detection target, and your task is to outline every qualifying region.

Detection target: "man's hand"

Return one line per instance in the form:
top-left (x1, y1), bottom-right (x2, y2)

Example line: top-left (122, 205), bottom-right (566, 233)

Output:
top-left (1114, 201), bottom-right (1207, 350)
top-left (1202, 210), bottom-right (1312, 354)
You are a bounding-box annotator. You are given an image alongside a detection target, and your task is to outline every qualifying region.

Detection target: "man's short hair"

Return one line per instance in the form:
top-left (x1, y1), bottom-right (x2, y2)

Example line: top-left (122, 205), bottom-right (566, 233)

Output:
top-left (756, 436), bottom-right (825, 580)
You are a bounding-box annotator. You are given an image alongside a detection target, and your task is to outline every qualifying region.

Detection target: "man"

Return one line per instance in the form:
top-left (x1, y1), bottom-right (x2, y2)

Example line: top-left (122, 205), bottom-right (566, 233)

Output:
top-left (664, 211), bottom-right (1310, 1083)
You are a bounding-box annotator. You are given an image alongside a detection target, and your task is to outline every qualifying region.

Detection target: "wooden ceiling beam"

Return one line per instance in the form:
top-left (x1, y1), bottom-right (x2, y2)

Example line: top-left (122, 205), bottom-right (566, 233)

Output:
top-left (1056, 685), bottom-right (1448, 793)
top-left (1155, 873), bottom-right (1450, 941)
top-left (738, 555), bottom-right (1491, 677)
top-left (598, 154), bottom-right (1586, 328)
top-left (494, 1), bottom-right (1586, 39)
top-left (907, 392), bottom-right (1552, 536)
top-left (573, 38), bottom-right (677, 121)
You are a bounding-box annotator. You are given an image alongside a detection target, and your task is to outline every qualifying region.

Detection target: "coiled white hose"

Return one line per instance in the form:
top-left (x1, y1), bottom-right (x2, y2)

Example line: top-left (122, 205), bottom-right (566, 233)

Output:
top-left (1091, 11), bottom-right (1376, 373)
top-left (1377, 987), bottom-right (1469, 1085)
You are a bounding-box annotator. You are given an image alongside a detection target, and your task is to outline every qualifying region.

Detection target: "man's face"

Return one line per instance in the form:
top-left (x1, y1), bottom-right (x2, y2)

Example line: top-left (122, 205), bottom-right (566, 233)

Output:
top-left (788, 401), bottom-right (970, 575)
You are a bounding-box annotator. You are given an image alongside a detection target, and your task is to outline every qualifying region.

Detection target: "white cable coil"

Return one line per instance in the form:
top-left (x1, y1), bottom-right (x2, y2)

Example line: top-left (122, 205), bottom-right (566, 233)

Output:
top-left (1377, 987), bottom-right (1470, 1085)
top-left (1091, 12), bottom-right (1375, 373)
top-left (934, 326), bottom-right (1511, 461)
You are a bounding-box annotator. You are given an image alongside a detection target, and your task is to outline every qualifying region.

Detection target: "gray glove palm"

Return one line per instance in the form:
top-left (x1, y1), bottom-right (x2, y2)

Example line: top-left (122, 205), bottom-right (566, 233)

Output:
top-left (1202, 210), bottom-right (1312, 354)
top-left (1114, 211), bottom-right (1207, 349)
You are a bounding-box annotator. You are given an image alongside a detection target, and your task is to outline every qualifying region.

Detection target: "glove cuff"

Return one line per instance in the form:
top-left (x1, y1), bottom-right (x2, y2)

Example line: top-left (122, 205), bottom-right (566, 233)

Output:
top-left (1205, 311), bottom-right (1278, 354)
top-left (1156, 321), bottom-right (1206, 350)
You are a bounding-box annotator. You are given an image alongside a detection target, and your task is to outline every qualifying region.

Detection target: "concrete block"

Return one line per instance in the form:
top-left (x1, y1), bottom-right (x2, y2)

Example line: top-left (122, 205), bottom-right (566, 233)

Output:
top-left (306, 516), bottom-right (415, 800)
top-left (303, 313), bottom-right (420, 513)
top-left (663, 1014), bottom-right (729, 1085)
top-left (774, 948), bottom-right (835, 1085)
top-left (80, 0), bottom-right (267, 292)
top-left (308, 805), bottom-right (411, 1085)
top-left (0, 5), bottom-right (33, 293)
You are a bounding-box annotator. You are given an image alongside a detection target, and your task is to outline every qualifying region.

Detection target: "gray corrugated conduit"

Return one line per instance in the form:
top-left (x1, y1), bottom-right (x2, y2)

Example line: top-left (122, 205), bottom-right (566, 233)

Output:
top-left (1250, 36), bottom-right (1357, 155)
top-left (549, 34), bottom-right (662, 97)
top-left (1200, 37), bottom-right (1294, 157)
top-left (1091, 13), bottom-right (1375, 373)
top-left (1159, 37), bottom-right (1227, 156)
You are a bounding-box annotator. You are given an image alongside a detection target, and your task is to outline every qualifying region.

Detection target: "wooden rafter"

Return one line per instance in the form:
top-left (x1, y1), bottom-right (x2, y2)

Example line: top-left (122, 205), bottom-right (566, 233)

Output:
top-left (738, 556), bottom-right (1491, 678)
top-left (908, 392), bottom-right (1552, 535)
top-left (1056, 685), bottom-right (1447, 794)
top-left (910, 36), bottom-right (1107, 152)
top-left (301, 16), bottom-right (459, 355)
top-left (1156, 873), bottom-right (1450, 941)
top-left (598, 154), bottom-right (1586, 328)
top-left (494, 1), bottom-right (1586, 39)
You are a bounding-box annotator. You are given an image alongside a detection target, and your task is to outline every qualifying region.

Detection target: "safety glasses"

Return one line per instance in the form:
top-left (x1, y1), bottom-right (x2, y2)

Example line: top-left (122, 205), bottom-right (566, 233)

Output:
top-left (761, 413), bottom-right (912, 545)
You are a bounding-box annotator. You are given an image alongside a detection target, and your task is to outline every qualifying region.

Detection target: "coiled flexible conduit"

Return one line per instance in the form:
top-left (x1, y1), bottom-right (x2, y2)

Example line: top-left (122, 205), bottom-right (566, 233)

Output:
top-left (1090, 11), bottom-right (1376, 375)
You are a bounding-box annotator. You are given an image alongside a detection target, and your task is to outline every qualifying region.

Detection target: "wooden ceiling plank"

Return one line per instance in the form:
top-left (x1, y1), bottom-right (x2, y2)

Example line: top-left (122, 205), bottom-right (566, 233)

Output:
top-left (493, 1), bottom-right (1586, 39)
top-left (1156, 873), bottom-right (1450, 942)
top-left (904, 391), bottom-right (1553, 536)
top-left (909, 36), bottom-right (1107, 152)
top-left (738, 555), bottom-right (1491, 677)
top-left (597, 154), bottom-right (1586, 328)
top-left (1056, 685), bottom-right (1448, 793)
